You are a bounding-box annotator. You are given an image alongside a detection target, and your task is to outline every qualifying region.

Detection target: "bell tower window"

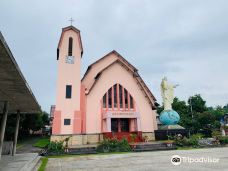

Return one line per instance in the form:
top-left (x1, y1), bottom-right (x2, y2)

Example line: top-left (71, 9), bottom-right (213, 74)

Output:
top-left (68, 37), bottom-right (73, 56)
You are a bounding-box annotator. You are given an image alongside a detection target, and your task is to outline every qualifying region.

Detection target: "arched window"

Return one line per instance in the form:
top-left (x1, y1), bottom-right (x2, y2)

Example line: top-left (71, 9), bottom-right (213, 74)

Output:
top-left (68, 37), bottom-right (73, 56)
top-left (102, 84), bottom-right (134, 110)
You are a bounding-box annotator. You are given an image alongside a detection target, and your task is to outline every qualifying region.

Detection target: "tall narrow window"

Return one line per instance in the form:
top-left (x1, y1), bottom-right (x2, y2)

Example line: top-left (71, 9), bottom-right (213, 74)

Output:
top-left (101, 84), bottom-right (135, 110)
top-left (68, 37), bottom-right (73, 56)
top-left (114, 84), bottom-right (117, 108)
top-left (119, 85), bottom-right (123, 108)
top-left (130, 95), bottom-right (134, 109)
top-left (124, 89), bottom-right (128, 108)
top-left (103, 93), bottom-right (107, 108)
top-left (66, 85), bottom-right (72, 99)
top-left (57, 48), bottom-right (59, 60)
top-left (108, 88), bottom-right (112, 108)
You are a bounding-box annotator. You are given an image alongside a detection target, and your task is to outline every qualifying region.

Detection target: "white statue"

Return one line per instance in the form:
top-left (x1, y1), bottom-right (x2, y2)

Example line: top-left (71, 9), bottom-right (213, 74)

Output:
top-left (161, 77), bottom-right (178, 110)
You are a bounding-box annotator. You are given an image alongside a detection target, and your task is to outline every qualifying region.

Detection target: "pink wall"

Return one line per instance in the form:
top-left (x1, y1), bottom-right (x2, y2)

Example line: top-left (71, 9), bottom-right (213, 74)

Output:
top-left (83, 58), bottom-right (157, 134)
top-left (52, 111), bottom-right (61, 134)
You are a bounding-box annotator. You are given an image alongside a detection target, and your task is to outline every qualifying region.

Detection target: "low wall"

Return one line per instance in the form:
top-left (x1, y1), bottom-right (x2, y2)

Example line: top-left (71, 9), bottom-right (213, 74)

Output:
top-left (142, 132), bottom-right (155, 141)
top-left (51, 132), bottom-right (155, 145)
top-left (51, 134), bottom-right (103, 146)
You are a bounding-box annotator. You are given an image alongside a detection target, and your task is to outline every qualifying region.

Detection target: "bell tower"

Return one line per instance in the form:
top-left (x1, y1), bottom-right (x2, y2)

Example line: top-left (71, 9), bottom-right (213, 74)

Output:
top-left (52, 25), bottom-right (83, 135)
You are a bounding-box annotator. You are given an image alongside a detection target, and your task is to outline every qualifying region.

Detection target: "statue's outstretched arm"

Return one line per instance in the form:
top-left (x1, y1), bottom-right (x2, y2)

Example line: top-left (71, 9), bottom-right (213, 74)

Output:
top-left (173, 84), bottom-right (179, 88)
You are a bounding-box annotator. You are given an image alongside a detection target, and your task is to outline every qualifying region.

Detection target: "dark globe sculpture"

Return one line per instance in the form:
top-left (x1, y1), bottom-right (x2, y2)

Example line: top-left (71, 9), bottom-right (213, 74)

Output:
top-left (159, 110), bottom-right (180, 125)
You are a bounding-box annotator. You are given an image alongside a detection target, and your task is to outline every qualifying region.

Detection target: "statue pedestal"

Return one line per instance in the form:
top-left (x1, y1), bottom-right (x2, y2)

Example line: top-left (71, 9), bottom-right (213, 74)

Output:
top-left (159, 124), bottom-right (185, 130)
top-left (155, 124), bottom-right (189, 140)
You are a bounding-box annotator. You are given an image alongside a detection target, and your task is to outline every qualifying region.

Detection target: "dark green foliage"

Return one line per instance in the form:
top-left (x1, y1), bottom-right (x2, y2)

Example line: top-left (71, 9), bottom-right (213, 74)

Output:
top-left (47, 141), bottom-right (64, 154)
top-left (97, 138), bottom-right (131, 153)
top-left (173, 135), bottom-right (190, 147)
top-left (188, 94), bottom-right (207, 113)
top-left (188, 134), bottom-right (203, 147)
top-left (1, 111), bottom-right (49, 141)
top-left (157, 94), bottom-right (228, 137)
top-left (220, 137), bottom-right (228, 145)
top-left (211, 131), bottom-right (228, 145)
top-left (33, 137), bottom-right (50, 148)
top-left (173, 134), bottom-right (203, 147)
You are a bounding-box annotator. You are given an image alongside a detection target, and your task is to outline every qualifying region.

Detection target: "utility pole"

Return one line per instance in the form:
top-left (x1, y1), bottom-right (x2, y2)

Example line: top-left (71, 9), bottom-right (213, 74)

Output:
top-left (190, 97), bottom-right (193, 118)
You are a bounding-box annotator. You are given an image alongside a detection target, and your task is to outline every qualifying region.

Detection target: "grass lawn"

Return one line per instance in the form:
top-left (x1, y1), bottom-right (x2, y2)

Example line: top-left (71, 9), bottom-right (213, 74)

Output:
top-left (33, 136), bottom-right (50, 148)
top-left (38, 157), bottom-right (48, 171)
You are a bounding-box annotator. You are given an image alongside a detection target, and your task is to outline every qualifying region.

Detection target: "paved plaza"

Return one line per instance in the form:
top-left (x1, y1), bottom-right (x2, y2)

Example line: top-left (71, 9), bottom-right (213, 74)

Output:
top-left (46, 147), bottom-right (228, 171)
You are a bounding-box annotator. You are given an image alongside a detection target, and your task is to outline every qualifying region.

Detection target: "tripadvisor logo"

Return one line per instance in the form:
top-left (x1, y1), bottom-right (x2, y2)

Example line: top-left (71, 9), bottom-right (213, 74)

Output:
top-left (171, 155), bottom-right (181, 165)
top-left (171, 155), bottom-right (219, 165)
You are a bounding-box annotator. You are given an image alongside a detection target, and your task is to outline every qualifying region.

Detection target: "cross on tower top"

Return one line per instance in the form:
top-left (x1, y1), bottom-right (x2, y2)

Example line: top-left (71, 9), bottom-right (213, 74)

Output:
top-left (69, 18), bottom-right (74, 26)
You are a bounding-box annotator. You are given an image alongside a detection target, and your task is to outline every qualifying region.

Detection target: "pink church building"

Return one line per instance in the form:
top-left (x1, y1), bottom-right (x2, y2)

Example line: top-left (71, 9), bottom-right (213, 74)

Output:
top-left (51, 25), bottom-right (158, 145)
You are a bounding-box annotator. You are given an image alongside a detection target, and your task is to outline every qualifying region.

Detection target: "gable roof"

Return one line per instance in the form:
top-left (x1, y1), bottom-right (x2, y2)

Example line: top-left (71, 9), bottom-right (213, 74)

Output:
top-left (82, 50), bottom-right (157, 109)
top-left (57, 25), bottom-right (83, 56)
top-left (82, 50), bottom-right (137, 80)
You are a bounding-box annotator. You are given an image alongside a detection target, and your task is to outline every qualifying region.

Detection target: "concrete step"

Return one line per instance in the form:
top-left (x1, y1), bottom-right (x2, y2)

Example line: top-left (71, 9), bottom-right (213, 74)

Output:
top-left (133, 143), bottom-right (176, 152)
top-left (20, 153), bottom-right (41, 171)
top-left (133, 146), bottom-right (176, 152)
top-left (68, 147), bottom-right (97, 155)
top-left (135, 144), bottom-right (166, 149)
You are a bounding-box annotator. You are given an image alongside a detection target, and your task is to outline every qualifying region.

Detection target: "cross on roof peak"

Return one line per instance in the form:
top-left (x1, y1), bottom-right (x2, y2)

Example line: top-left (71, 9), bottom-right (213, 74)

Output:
top-left (69, 18), bottom-right (74, 26)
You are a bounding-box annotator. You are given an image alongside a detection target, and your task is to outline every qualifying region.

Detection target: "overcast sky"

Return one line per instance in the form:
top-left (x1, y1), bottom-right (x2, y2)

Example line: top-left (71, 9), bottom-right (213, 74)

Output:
top-left (1, 0), bottom-right (228, 112)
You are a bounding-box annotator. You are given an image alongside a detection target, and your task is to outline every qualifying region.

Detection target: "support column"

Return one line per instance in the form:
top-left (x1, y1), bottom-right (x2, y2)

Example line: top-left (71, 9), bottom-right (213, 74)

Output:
top-left (106, 117), bottom-right (111, 132)
top-left (12, 110), bottom-right (20, 156)
top-left (0, 101), bottom-right (9, 159)
top-left (136, 117), bottom-right (141, 131)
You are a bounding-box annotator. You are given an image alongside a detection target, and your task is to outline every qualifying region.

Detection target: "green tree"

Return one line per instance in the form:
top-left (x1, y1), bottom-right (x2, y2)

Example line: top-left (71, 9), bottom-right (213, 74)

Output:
top-left (2, 110), bottom-right (49, 140)
top-left (196, 111), bottom-right (220, 136)
top-left (188, 94), bottom-right (207, 114)
top-left (172, 97), bottom-right (192, 128)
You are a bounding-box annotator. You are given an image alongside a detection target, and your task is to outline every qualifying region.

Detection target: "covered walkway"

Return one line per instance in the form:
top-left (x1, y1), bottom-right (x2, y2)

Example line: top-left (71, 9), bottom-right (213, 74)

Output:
top-left (0, 32), bottom-right (40, 159)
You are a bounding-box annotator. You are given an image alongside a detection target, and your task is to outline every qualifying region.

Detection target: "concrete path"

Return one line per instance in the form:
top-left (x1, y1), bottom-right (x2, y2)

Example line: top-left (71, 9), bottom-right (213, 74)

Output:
top-left (46, 147), bottom-right (228, 171)
top-left (0, 153), bottom-right (40, 171)
top-left (17, 137), bottom-right (42, 154)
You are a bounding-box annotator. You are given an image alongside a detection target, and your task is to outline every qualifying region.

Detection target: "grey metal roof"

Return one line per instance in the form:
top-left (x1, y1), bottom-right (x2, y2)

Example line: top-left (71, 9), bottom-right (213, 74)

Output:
top-left (0, 32), bottom-right (41, 114)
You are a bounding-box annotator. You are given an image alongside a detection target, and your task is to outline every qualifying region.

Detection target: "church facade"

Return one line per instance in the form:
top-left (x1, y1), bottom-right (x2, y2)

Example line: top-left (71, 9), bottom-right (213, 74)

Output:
top-left (51, 25), bottom-right (158, 145)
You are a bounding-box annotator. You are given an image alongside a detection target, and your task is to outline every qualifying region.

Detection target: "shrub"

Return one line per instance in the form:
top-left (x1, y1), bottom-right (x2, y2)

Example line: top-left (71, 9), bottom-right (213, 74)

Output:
top-left (188, 134), bottom-right (203, 147)
top-left (97, 138), bottom-right (131, 153)
top-left (174, 135), bottom-right (190, 147)
top-left (130, 133), bottom-right (137, 143)
top-left (220, 137), bottom-right (228, 145)
top-left (211, 131), bottom-right (228, 145)
top-left (212, 130), bottom-right (222, 140)
top-left (47, 141), bottom-right (64, 154)
top-left (174, 133), bottom-right (203, 147)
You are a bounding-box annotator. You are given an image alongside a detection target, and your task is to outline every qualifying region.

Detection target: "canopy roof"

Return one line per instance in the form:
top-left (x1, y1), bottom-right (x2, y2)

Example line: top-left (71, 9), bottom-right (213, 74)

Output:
top-left (0, 32), bottom-right (40, 114)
